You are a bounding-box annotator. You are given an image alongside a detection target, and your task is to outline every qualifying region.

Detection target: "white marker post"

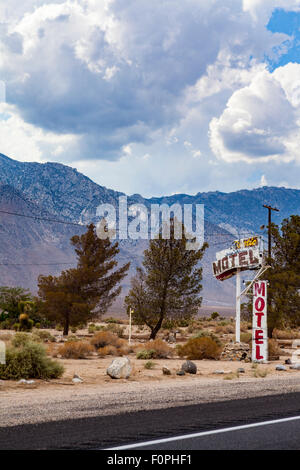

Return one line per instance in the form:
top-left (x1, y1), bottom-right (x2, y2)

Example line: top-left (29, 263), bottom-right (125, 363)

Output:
top-left (236, 268), bottom-right (241, 342)
top-left (129, 308), bottom-right (133, 345)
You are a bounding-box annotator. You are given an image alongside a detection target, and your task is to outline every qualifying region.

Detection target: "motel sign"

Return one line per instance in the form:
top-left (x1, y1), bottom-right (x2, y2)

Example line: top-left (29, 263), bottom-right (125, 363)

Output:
top-left (252, 281), bottom-right (268, 362)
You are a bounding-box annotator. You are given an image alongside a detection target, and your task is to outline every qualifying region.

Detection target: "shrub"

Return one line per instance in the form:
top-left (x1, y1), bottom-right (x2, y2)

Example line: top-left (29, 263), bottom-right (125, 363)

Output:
top-left (12, 332), bottom-right (31, 348)
top-left (193, 330), bottom-right (222, 346)
top-left (18, 314), bottom-right (34, 331)
top-left (142, 339), bottom-right (173, 359)
top-left (240, 332), bottom-right (252, 344)
top-left (104, 323), bottom-right (125, 338)
top-left (0, 332), bottom-right (12, 342)
top-left (211, 312), bottom-right (219, 320)
top-left (0, 341), bottom-right (64, 380)
top-left (273, 329), bottom-right (300, 340)
top-left (58, 340), bottom-right (94, 359)
top-left (71, 326), bottom-right (78, 334)
top-left (98, 345), bottom-right (118, 357)
top-left (268, 339), bottom-right (282, 359)
top-left (88, 324), bottom-right (103, 334)
top-left (177, 337), bottom-right (221, 360)
top-left (0, 318), bottom-right (15, 330)
top-left (253, 367), bottom-right (268, 378)
top-left (144, 361), bottom-right (155, 369)
top-left (55, 324), bottom-right (64, 332)
top-left (136, 349), bottom-right (156, 360)
top-left (32, 330), bottom-right (56, 343)
top-left (104, 317), bottom-right (122, 324)
top-left (90, 331), bottom-right (124, 349)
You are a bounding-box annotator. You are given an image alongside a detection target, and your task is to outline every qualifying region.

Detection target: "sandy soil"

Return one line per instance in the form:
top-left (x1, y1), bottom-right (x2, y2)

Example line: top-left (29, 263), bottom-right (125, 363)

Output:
top-left (1, 356), bottom-right (300, 428)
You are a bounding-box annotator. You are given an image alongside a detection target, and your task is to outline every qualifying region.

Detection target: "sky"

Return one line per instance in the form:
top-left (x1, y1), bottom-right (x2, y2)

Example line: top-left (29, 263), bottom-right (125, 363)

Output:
top-left (0, 0), bottom-right (300, 197)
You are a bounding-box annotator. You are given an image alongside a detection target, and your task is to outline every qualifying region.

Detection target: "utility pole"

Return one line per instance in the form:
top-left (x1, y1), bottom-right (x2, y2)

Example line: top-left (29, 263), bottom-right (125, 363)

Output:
top-left (263, 205), bottom-right (279, 259)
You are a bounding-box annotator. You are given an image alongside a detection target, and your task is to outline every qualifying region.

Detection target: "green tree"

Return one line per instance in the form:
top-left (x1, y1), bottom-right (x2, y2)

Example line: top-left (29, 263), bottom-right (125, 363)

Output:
top-left (266, 215), bottom-right (300, 336)
top-left (0, 287), bottom-right (32, 322)
top-left (125, 219), bottom-right (208, 339)
top-left (38, 224), bottom-right (130, 335)
top-left (211, 311), bottom-right (220, 320)
top-left (242, 215), bottom-right (300, 337)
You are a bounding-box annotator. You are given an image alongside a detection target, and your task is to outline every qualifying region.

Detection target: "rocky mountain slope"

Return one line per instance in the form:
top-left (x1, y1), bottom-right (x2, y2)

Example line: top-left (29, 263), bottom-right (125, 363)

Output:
top-left (0, 153), bottom-right (299, 314)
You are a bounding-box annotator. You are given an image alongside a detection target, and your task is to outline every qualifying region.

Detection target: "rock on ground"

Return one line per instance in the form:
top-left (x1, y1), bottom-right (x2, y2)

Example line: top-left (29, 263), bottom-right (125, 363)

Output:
top-left (107, 357), bottom-right (132, 379)
top-left (181, 360), bottom-right (197, 374)
top-left (162, 366), bottom-right (171, 375)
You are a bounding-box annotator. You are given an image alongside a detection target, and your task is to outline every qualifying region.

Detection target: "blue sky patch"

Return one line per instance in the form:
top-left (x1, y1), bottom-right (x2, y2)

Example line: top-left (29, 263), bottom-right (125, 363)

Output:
top-left (267, 8), bottom-right (300, 70)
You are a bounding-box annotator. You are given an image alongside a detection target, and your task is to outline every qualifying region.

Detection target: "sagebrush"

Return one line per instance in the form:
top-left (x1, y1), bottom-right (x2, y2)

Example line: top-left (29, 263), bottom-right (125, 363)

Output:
top-left (0, 339), bottom-right (64, 380)
top-left (177, 337), bottom-right (220, 360)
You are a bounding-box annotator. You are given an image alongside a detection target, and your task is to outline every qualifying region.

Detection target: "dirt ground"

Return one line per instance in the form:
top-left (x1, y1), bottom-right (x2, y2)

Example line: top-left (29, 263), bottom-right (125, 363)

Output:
top-left (1, 322), bottom-right (300, 427)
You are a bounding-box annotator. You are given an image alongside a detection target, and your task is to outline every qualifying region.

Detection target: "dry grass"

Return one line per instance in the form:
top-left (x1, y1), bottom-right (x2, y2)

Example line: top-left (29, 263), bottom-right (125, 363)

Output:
top-left (141, 339), bottom-right (173, 359)
top-left (253, 367), bottom-right (269, 378)
top-left (58, 340), bottom-right (94, 359)
top-left (90, 331), bottom-right (124, 349)
top-left (214, 325), bottom-right (235, 335)
top-left (273, 329), bottom-right (300, 340)
top-left (268, 339), bottom-right (282, 359)
top-left (0, 332), bottom-right (13, 343)
top-left (90, 330), bottom-right (135, 357)
top-left (177, 336), bottom-right (221, 360)
top-left (97, 345), bottom-right (118, 357)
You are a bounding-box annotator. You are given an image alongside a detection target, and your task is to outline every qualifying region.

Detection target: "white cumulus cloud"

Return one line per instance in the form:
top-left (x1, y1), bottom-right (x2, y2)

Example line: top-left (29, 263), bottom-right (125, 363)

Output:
top-left (209, 64), bottom-right (300, 164)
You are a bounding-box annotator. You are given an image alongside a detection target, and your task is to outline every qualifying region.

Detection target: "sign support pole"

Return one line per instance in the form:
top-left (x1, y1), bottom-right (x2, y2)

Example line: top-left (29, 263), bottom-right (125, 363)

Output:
top-left (236, 268), bottom-right (241, 343)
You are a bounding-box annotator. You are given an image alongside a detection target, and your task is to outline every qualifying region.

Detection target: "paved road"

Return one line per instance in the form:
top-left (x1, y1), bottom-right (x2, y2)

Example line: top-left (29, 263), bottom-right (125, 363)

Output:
top-left (1, 392), bottom-right (300, 449)
top-left (110, 416), bottom-right (300, 450)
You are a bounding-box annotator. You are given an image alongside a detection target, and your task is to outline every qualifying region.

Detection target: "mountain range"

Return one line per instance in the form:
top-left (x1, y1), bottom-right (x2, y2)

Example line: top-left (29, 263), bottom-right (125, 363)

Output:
top-left (0, 152), bottom-right (299, 315)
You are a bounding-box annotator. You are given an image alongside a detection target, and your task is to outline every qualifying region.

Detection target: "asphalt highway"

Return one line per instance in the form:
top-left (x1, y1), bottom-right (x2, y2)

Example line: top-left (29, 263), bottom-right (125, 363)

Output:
top-left (2, 392), bottom-right (300, 450)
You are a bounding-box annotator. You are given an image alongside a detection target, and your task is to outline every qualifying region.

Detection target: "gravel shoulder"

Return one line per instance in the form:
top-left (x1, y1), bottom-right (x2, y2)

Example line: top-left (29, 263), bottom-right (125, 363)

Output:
top-left (1, 362), bottom-right (300, 428)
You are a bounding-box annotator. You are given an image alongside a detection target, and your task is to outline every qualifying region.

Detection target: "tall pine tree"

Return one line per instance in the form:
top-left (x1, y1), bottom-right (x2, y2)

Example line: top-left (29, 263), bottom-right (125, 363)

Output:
top-left (38, 224), bottom-right (130, 335)
top-left (125, 219), bottom-right (208, 339)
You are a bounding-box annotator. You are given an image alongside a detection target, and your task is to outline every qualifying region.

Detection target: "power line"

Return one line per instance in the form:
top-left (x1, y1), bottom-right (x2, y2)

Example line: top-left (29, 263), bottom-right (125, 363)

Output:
top-left (0, 209), bottom-right (84, 227)
top-left (0, 262), bottom-right (76, 267)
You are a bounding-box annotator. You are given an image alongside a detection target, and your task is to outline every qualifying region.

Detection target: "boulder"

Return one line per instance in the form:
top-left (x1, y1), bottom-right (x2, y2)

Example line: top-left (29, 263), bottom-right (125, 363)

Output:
top-left (181, 360), bottom-right (197, 374)
top-left (290, 364), bottom-right (300, 370)
top-left (276, 365), bottom-right (287, 371)
top-left (107, 357), bottom-right (132, 379)
top-left (17, 379), bottom-right (35, 385)
top-left (237, 368), bottom-right (245, 373)
top-left (72, 374), bottom-right (83, 383)
top-left (167, 334), bottom-right (176, 343)
top-left (176, 370), bottom-right (185, 376)
top-left (162, 366), bottom-right (171, 375)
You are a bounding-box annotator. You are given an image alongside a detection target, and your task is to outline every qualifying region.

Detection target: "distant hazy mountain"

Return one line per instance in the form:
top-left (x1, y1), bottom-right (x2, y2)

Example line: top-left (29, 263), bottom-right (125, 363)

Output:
top-left (0, 153), bottom-right (299, 314)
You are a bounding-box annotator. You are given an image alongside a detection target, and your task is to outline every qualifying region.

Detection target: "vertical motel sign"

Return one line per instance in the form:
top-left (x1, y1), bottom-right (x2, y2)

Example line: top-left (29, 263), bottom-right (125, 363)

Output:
top-left (252, 281), bottom-right (268, 362)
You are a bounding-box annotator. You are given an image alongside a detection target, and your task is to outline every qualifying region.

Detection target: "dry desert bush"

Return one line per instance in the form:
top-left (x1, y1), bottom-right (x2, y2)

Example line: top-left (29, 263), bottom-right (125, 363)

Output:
top-left (177, 336), bottom-right (221, 360)
top-left (141, 339), bottom-right (173, 359)
top-left (214, 325), bottom-right (234, 335)
top-left (97, 345), bottom-right (118, 357)
top-left (90, 331), bottom-right (133, 357)
top-left (240, 332), bottom-right (252, 344)
top-left (90, 330), bottom-right (123, 349)
top-left (268, 339), bottom-right (283, 359)
top-left (0, 332), bottom-right (13, 342)
top-left (58, 340), bottom-right (94, 359)
top-left (273, 329), bottom-right (300, 340)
